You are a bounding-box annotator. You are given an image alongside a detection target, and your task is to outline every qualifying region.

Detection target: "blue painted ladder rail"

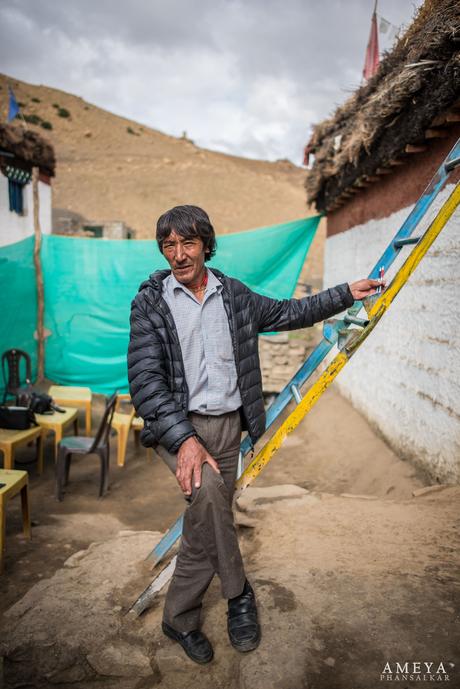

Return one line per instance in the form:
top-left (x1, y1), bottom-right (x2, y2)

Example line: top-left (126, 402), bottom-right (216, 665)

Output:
top-left (145, 138), bottom-right (460, 569)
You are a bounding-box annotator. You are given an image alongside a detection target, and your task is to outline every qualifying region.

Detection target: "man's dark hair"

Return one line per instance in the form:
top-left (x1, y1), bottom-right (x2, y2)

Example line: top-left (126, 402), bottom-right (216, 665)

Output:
top-left (156, 205), bottom-right (217, 261)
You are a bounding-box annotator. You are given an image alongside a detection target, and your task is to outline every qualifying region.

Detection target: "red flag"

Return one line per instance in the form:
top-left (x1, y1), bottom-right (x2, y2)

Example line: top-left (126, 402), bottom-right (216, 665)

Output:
top-left (363, 8), bottom-right (379, 80)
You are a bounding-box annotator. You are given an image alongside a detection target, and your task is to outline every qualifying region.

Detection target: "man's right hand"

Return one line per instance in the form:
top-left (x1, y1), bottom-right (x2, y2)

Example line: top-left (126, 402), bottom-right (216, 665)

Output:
top-left (176, 436), bottom-right (220, 496)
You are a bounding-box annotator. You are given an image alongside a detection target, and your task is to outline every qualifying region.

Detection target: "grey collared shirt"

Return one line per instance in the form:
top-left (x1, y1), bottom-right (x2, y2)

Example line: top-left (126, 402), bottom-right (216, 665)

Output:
top-left (162, 268), bottom-right (242, 415)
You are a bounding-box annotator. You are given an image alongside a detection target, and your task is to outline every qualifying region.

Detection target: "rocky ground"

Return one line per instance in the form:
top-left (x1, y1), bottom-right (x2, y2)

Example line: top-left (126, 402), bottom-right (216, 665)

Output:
top-left (1, 390), bottom-right (459, 689)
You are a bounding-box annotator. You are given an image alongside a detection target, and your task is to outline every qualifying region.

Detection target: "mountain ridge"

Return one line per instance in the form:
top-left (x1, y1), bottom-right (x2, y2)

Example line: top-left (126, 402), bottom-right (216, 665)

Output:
top-left (0, 73), bottom-right (323, 284)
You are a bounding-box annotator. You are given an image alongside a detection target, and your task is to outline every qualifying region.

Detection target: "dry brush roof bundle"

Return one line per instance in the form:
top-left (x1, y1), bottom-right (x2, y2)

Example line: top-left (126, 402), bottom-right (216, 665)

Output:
top-left (0, 123), bottom-right (55, 176)
top-left (305, 0), bottom-right (460, 212)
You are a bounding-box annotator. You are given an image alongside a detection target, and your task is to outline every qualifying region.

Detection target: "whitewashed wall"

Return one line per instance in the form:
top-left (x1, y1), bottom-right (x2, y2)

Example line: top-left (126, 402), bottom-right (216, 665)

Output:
top-left (0, 175), bottom-right (52, 247)
top-left (324, 183), bottom-right (460, 482)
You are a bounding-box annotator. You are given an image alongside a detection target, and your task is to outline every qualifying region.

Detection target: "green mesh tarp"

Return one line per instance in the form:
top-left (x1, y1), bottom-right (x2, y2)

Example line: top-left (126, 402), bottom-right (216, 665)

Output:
top-left (0, 235), bottom-right (38, 393)
top-left (1, 216), bottom-right (320, 394)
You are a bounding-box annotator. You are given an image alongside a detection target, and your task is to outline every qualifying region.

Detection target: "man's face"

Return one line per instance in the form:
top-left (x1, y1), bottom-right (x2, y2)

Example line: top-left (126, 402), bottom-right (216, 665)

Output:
top-left (162, 229), bottom-right (206, 285)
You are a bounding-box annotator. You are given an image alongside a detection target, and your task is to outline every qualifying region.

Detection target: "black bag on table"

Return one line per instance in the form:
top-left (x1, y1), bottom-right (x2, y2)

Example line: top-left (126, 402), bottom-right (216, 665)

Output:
top-left (16, 391), bottom-right (65, 415)
top-left (0, 406), bottom-right (37, 430)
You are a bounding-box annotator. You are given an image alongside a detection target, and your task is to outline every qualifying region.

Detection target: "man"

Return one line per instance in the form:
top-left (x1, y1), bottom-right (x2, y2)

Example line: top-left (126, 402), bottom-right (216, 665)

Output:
top-left (128, 205), bottom-right (383, 664)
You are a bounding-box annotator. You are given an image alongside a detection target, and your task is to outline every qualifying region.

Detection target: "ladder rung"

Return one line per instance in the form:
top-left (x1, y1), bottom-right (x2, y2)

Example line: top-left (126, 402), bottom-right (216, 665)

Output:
top-left (337, 328), bottom-right (362, 352)
top-left (290, 384), bottom-right (302, 404)
top-left (344, 315), bottom-right (369, 327)
top-left (445, 156), bottom-right (460, 173)
top-left (394, 236), bottom-right (420, 249)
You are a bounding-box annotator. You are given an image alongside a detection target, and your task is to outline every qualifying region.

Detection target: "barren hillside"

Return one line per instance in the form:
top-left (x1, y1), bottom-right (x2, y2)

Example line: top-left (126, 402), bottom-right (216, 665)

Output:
top-left (0, 76), bottom-right (308, 230)
top-left (1, 73), bottom-right (325, 285)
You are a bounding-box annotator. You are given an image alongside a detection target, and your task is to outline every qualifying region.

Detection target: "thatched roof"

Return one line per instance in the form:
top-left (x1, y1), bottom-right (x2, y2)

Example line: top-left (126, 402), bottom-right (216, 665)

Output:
top-left (305, 0), bottom-right (460, 213)
top-left (0, 123), bottom-right (55, 176)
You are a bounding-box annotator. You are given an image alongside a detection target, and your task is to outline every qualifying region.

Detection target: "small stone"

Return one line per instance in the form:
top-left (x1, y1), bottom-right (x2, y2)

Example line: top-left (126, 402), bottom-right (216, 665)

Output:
top-left (312, 639), bottom-right (325, 651)
top-left (270, 333), bottom-right (289, 343)
top-left (324, 656), bottom-right (336, 667)
top-left (289, 346), bottom-right (306, 354)
top-left (46, 663), bottom-right (86, 684)
top-left (156, 647), bottom-right (195, 674)
top-left (274, 356), bottom-right (288, 365)
top-left (340, 493), bottom-right (379, 500)
top-left (234, 511), bottom-right (257, 528)
top-left (412, 485), bottom-right (449, 498)
top-left (64, 549), bottom-right (87, 567)
top-left (86, 642), bottom-right (152, 677)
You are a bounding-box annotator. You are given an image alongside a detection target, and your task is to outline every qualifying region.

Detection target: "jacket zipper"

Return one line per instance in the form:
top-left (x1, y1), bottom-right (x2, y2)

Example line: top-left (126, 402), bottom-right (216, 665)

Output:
top-left (223, 279), bottom-right (253, 447)
top-left (222, 278), bottom-right (239, 368)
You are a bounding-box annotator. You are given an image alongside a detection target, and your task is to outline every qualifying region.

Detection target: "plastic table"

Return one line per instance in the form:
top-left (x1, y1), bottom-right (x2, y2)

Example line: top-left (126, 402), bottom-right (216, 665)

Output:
top-left (48, 386), bottom-right (92, 435)
top-left (0, 469), bottom-right (31, 573)
top-left (0, 426), bottom-right (44, 474)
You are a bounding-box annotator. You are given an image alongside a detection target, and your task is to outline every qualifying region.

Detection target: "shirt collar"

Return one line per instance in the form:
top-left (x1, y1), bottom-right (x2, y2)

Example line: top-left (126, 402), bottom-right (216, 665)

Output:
top-left (170, 268), bottom-right (223, 295)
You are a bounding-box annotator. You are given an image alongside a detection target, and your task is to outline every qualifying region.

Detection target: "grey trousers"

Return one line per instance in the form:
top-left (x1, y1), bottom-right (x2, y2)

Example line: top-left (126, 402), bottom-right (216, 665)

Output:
top-left (156, 409), bottom-right (246, 632)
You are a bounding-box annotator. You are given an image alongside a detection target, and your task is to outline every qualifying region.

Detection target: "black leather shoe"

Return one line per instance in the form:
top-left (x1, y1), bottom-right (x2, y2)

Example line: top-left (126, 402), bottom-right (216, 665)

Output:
top-left (227, 579), bottom-right (261, 652)
top-left (162, 622), bottom-right (214, 664)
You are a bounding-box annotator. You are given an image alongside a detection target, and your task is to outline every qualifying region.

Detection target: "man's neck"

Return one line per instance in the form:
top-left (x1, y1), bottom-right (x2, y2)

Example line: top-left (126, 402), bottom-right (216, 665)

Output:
top-left (185, 266), bottom-right (207, 295)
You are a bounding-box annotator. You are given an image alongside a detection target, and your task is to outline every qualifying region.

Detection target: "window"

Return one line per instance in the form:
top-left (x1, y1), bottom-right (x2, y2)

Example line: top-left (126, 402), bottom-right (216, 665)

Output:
top-left (83, 225), bottom-right (103, 238)
top-left (3, 165), bottom-right (31, 216)
top-left (8, 179), bottom-right (24, 214)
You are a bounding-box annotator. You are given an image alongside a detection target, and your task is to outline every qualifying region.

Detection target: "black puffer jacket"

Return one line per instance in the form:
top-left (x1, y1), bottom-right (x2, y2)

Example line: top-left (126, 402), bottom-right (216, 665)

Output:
top-left (127, 268), bottom-right (354, 453)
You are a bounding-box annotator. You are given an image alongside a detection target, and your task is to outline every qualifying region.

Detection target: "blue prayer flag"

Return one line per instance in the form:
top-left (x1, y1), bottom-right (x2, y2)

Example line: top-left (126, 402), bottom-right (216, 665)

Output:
top-left (8, 87), bottom-right (20, 122)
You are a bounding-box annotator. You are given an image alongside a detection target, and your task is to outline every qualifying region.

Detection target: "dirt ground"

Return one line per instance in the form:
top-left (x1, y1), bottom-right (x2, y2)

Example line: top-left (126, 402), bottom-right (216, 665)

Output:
top-left (1, 389), bottom-right (459, 689)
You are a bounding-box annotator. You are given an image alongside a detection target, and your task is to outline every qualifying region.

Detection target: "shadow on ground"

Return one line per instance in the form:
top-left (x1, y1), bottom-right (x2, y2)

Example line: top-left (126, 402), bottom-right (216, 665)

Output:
top-left (1, 389), bottom-right (458, 688)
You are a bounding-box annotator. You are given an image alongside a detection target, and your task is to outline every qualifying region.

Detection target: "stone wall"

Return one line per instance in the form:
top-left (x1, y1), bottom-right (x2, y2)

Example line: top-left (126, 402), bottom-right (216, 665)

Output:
top-left (259, 327), bottom-right (321, 394)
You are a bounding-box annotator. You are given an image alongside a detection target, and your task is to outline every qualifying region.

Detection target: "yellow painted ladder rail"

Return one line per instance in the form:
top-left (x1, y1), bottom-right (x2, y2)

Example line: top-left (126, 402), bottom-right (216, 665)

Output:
top-left (235, 183), bottom-right (460, 494)
top-left (128, 182), bottom-right (459, 616)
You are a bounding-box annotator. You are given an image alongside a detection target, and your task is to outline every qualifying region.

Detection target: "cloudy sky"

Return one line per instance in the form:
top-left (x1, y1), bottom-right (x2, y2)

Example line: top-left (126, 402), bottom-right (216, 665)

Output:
top-left (1, 0), bottom-right (423, 164)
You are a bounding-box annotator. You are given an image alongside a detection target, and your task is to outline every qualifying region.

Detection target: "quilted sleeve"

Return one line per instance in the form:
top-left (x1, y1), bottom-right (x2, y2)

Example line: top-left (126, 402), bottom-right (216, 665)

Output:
top-left (127, 294), bottom-right (197, 453)
top-left (254, 283), bottom-right (355, 333)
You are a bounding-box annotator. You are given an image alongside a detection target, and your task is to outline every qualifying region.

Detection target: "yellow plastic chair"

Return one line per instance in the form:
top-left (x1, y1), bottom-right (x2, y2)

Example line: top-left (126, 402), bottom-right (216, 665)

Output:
top-left (111, 394), bottom-right (146, 467)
